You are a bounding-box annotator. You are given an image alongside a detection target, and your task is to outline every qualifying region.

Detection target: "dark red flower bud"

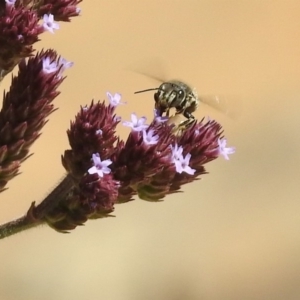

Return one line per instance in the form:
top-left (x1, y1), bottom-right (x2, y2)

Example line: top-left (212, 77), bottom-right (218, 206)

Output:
top-left (169, 119), bottom-right (223, 193)
top-left (112, 121), bottom-right (175, 202)
top-left (45, 173), bottom-right (119, 232)
top-left (0, 49), bottom-right (71, 190)
top-left (62, 101), bottom-right (120, 180)
top-left (34, 0), bottom-right (82, 22)
top-left (0, 4), bottom-right (43, 75)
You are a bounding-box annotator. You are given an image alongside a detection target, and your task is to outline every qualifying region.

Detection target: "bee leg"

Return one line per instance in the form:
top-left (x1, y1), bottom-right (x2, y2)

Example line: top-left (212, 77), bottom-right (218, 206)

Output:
top-left (183, 110), bottom-right (194, 120)
top-left (182, 111), bottom-right (195, 127)
top-left (179, 118), bottom-right (196, 130)
top-left (173, 113), bottom-right (196, 136)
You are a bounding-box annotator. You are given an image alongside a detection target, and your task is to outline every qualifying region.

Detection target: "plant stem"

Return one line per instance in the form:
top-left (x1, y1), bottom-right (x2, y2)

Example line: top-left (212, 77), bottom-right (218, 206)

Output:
top-left (33, 174), bottom-right (74, 219)
top-left (0, 215), bottom-right (44, 239)
top-left (0, 174), bottom-right (74, 239)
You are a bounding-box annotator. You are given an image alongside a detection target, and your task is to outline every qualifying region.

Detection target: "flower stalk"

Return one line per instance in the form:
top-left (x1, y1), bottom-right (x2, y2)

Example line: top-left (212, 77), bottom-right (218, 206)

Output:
top-left (0, 0), bottom-right (236, 240)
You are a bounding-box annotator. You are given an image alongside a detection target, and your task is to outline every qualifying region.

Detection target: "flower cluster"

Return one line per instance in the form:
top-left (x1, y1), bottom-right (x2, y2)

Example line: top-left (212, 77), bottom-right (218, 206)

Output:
top-left (0, 0), bottom-right (80, 78)
top-left (45, 93), bottom-right (235, 232)
top-left (0, 50), bottom-right (73, 190)
top-left (0, 0), bottom-right (80, 191)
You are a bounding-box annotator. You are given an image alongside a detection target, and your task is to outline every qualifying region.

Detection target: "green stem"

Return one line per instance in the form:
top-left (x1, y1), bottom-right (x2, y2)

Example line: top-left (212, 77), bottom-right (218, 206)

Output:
top-left (0, 174), bottom-right (74, 239)
top-left (0, 215), bottom-right (44, 239)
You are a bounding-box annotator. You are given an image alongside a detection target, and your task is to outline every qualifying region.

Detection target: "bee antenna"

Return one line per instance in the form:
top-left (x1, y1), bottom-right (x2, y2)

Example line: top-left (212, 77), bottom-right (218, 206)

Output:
top-left (134, 88), bottom-right (159, 94)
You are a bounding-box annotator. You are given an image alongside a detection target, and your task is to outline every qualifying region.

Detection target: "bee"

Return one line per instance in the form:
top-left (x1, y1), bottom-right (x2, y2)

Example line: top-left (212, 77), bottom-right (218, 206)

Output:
top-left (135, 80), bottom-right (198, 131)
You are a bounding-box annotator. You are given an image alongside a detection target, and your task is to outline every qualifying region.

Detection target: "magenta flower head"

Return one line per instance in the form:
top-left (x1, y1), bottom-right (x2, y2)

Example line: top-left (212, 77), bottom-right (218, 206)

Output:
top-left (45, 93), bottom-right (235, 232)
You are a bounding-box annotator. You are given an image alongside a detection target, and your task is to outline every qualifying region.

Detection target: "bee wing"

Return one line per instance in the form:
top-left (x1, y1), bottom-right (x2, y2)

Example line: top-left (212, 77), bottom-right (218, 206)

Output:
top-left (126, 57), bottom-right (167, 83)
top-left (198, 94), bottom-right (243, 120)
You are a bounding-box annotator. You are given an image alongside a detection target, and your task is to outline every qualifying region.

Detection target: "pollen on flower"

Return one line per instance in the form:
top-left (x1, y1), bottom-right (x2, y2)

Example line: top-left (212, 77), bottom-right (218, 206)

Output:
top-left (142, 129), bottom-right (159, 145)
top-left (218, 138), bottom-right (235, 160)
top-left (122, 113), bottom-right (148, 132)
top-left (43, 14), bottom-right (60, 34)
top-left (88, 153), bottom-right (112, 178)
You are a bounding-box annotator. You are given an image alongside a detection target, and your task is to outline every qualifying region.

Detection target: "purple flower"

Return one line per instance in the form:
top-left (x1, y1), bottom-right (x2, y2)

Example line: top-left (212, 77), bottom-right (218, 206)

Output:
top-left (88, 153), bottom-right (112, 177)
top-left (171, 144), bottom-right (195, 175)
top-left (173, 153), bottom-right (195, 175)
top-left (5, 0), bottom-right (15, 6)
top-left (42, 57), bottom-right (59, 74)
top-left (171, 143), bottom-right (183, 160)
top-left (96, 129), bottom-right (102, 135)
top-left (107, 92), bottom-right (126, 107)
top-left (57, 57), bottom-right (74, 74)
top-left (142, 129), bottom-right (159, 145)
top-left (154, 109), bottom-right (168, 123)
top-left (218, 138), bottom-right (235, 160)
top-left (42, 55), bottom-right (73, 76)
top-left (193, 128), bottom-right (201, 135)
top-left (123, 113), bottom-right (148, 132)
top-left (43, 14), bottom-right (60, 33)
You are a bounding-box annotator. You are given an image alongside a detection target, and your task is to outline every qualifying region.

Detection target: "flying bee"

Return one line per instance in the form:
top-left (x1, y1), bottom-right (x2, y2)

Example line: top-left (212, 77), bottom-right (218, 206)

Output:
top-left (135, 80), bottom-right (199, 131)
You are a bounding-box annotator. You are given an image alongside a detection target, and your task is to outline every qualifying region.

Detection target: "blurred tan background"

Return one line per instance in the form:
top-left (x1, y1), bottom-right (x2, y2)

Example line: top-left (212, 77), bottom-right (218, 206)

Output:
top-left (0, 1), bottom-right (300, 299)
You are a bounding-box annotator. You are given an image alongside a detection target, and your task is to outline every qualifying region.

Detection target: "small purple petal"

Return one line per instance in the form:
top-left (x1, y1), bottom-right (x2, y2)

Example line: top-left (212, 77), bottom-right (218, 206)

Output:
top-left (218, 138), bottom-right (235, 160)
top-left (154, 109), bottom-right (169, 123)
top-left (42, 56), bottom-right (72, 76)
top-left (143, 129), bottom-right (159, 145)
top-left (131, 113), bottom-right (138, 124)
top-left (42, 57), bottom-right (59, 74)
top-left (57, 57), bottom-right (74, 73)
top-left (107, 92), bottom-right (126, 106)
top-left (43, 14), bottom-right (60, 34)
top-left (122, 113), bottom-right (149, 132)
top-left (5, 0), bottom-right (16, 6)
top-left (171, 145), bottom-right (195, 175)
top-left (88, 153), bottom-right (112, 177)
top-left (171, 143), bottom-right (183, 160)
